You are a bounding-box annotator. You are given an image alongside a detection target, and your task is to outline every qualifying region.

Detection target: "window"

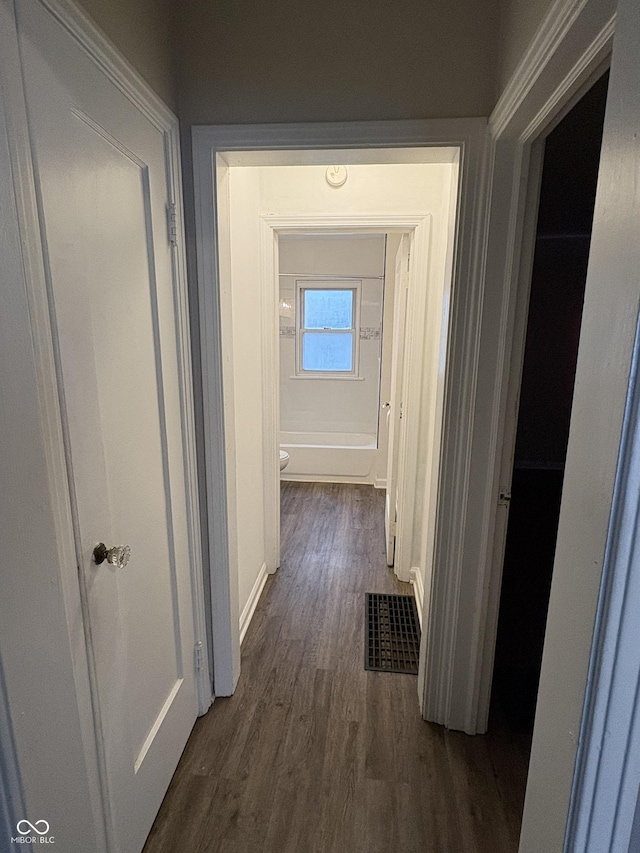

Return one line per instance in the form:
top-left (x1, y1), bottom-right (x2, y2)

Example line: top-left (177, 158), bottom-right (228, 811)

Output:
top-left (296, 282), bottom-right (360, 376)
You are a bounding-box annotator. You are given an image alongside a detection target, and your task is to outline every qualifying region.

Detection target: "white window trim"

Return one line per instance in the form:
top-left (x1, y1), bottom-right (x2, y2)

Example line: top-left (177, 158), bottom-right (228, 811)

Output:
top-left (294, 279), bottom-right (362, 378)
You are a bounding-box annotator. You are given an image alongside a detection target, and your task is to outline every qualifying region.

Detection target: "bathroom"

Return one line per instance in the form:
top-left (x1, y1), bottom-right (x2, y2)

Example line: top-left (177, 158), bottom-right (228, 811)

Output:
top-left (214, 155), bottom-right (459, 651)
top-left (278, 232), bottom-right (396, 488)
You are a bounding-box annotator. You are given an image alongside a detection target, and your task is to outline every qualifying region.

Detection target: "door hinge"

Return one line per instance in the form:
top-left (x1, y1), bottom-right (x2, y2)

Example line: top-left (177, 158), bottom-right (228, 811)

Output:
top-left (498, 490), bottom-right (512, 507)
top-left (167, 202), bottom-right (178, 247)
top-left (194, 641), bottom-right (204, 672)
top-left (399, 401), bottom-right (404, 420)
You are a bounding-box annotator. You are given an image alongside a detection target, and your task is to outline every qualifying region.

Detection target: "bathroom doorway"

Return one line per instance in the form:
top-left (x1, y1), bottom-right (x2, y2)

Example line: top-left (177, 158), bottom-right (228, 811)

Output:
top-left (211, 155), bottom-right (459, 697)
top-left (276, 231), bottom-right (412, 576)
top-left (192, 131), bottom-right (484, 728)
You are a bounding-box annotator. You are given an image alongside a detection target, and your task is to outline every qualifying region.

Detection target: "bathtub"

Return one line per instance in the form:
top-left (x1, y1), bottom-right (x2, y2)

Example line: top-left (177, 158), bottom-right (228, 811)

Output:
top-left (280, 430), bottom-right (379, 483)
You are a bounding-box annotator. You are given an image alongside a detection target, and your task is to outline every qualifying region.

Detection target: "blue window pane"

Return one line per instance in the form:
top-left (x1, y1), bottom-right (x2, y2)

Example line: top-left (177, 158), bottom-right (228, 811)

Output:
top-left (304, 289), bottom-right (353, 329)
top-left (302, 332), bottom-right (353, 371)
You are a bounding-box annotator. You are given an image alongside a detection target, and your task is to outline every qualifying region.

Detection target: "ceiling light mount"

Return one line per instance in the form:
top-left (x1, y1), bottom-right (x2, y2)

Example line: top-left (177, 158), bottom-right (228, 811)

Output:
top-left (325, 165), bottom-right (348, 187)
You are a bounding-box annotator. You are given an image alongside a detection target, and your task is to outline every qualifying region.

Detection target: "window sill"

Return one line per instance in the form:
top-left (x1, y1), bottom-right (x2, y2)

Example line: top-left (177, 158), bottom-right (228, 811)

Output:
top-left (289, 374), bottom-right (365, 381)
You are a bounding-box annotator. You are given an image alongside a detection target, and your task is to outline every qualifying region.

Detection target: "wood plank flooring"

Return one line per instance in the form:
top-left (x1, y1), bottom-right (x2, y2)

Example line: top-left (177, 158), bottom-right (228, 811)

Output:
top-left (143, 482), bottom-right (529, 853)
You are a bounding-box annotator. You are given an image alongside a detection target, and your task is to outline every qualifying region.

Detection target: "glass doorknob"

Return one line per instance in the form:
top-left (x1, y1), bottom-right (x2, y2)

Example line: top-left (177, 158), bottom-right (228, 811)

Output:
top-left (93, 542), bottom-right (131, 569)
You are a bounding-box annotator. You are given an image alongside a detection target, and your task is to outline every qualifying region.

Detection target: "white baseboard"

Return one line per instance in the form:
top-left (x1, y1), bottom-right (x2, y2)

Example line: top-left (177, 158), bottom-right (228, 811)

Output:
top-left (281, 474), bottom-right (374, 485)
top-left (410, 566), bottom-right (424, 629)
top-left (374, 477), bottom-right (387, 490)
top-left (239, 561), bottom-right (268, 646)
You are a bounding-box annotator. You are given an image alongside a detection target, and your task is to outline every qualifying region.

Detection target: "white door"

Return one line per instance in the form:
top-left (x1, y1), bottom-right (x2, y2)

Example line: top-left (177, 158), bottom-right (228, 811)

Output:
top-left (17, 4), bottom-right (199, 852)
top-left (385, 235), bottom-right (410, 566)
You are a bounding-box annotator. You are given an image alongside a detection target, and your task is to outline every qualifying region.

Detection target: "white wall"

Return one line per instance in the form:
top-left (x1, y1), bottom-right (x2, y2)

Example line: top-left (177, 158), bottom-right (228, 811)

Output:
top-left (279, 234), bottom-right (385, 439)
top-left (227, 169), bottom-right (266, 616)
top-left (226, 161), bottom-right (455, 619)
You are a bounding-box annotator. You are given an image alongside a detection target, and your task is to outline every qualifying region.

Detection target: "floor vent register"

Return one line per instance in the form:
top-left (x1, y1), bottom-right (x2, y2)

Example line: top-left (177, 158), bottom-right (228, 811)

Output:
top-left (365, 592), bottom-right (420, 674)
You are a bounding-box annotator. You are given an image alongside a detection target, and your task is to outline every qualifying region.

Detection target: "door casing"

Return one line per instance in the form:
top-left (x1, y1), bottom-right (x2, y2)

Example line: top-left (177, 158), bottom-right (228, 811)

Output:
top-left (385, 234), bottom-right (410, 569)
top-left (480, 0), bottom-right (618, 848)
top-left (479, 12), bottom-right (616, 732)
top-left (258, 213), bottom-right (433, 593)
top-left (192, 122), bottom-right (492, 731)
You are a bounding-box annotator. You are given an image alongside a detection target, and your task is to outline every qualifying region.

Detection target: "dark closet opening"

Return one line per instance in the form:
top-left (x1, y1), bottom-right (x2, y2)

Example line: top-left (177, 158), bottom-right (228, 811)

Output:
top-left (490, 70), bottom-right (610, 737)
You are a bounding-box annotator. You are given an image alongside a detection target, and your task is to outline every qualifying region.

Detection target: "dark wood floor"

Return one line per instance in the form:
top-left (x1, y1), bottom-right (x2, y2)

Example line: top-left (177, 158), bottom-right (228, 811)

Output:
top-left (144, 482), bottom-right (529, 853)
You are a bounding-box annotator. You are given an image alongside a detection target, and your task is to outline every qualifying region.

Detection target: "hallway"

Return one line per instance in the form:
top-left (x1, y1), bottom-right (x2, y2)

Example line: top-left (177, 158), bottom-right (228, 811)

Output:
top-left (143, 483), bottom-right (528, 852)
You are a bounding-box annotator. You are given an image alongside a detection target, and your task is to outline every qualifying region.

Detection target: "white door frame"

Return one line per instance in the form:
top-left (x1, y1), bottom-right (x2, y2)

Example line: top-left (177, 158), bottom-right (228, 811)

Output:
top-left (192, 119), bottom-right (493, 727)
top-left (476, 0), bottom-right (623, 848)
top-left (0, 0), bottom-right (209, 845)
top-left (501, 0), bottom-right (640, 848)
top-left (385, 233), bottom-right (411, 571)
top-left (470, 0), bottom-right (616, 738)
top-left (259, 214), bottom-right (431, 589)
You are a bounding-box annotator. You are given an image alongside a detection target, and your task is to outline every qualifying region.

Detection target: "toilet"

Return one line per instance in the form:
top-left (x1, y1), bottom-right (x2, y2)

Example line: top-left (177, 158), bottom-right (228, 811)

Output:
top-left (279, 449), bottom-right (290, 471)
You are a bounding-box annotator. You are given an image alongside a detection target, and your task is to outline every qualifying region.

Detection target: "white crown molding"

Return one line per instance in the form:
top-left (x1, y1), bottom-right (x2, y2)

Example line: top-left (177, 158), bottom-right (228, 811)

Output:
top-left (490, 0), bottom-right (616, 140)
top-left (519, 13), bottom-right (615, 143)
top-left (492, 0), bottom-right (589, 137)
